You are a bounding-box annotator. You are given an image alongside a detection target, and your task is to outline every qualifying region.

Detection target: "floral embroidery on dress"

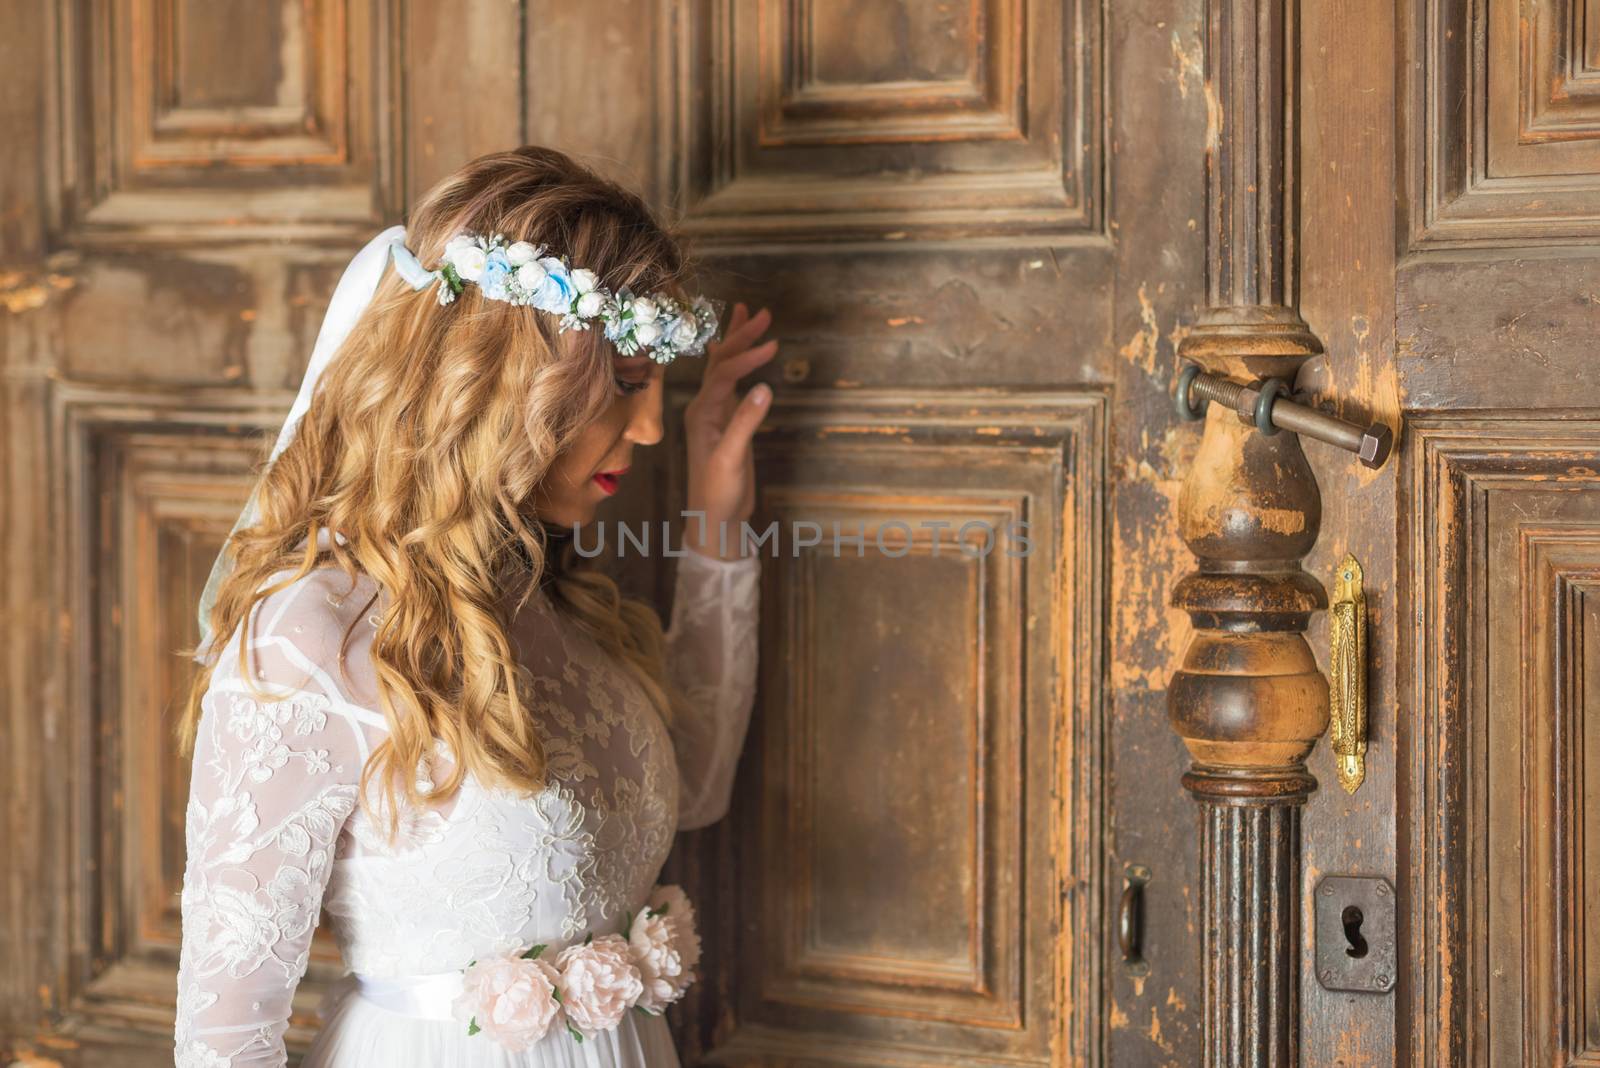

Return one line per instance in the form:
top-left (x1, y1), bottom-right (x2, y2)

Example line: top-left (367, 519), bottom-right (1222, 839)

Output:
top-left (342, 745), bottom-right (450, 859)
top-left (175, 549), bottom-right (759, 1065)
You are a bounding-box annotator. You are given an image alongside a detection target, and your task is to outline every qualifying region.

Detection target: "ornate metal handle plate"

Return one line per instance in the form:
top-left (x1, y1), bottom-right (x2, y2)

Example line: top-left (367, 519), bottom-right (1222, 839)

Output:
top-left (1329, 553), bottom-right (1367, 794)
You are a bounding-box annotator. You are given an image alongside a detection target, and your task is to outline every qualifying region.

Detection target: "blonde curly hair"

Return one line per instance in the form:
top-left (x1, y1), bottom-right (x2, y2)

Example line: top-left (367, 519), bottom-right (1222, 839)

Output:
top-left (180, 145), bottom-right (695, 830)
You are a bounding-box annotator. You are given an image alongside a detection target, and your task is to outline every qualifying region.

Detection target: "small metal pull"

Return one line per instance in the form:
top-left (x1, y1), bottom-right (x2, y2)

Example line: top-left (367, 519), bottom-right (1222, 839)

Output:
top-left (1329, 553), bottom-right (1367, 794)
top-left (1174, 363), bottom-right (1394, 469)
top-left (1119, 864), bottom-right (1150, 976)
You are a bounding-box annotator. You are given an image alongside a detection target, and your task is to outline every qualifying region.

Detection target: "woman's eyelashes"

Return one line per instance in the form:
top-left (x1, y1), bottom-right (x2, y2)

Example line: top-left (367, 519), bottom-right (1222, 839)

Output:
top-left (613, 374), bottom-right (650, 396)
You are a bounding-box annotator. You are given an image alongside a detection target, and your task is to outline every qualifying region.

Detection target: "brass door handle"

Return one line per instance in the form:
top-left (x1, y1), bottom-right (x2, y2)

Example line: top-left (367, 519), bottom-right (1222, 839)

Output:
top-left (1329, 554), bottom-right (1368, 793)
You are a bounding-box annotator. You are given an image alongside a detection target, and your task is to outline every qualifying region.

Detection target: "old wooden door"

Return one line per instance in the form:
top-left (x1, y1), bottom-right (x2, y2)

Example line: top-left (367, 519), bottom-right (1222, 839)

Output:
top-left (1384, 0), bottom-right (1600, 1063)
top-left (1, 1), bottom-right (1212, 1064)
top-left (1157, 0), bottom-right (1600, 1064)
top-left (19, 0), bottom-right (1593, 1066)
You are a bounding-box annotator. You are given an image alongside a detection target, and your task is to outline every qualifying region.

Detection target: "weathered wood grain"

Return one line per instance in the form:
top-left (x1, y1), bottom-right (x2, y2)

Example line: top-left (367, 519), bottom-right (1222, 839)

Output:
top-left (1166, 0), bottom-right (1330, 1063)
top-left (1403, 419), bottom-right (1600, 1068)
top-left (1297, 0), bottom-right (1404, 1060)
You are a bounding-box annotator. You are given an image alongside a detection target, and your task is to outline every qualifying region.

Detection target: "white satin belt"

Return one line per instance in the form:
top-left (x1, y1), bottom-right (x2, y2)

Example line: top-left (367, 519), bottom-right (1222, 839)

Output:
top-left (352, 970), bottom-right (466, 1021)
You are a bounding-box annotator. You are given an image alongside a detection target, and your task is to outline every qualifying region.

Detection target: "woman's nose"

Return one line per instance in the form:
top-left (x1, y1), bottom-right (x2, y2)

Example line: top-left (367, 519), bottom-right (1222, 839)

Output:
top-left (625, 378), bottom-right (665, 447)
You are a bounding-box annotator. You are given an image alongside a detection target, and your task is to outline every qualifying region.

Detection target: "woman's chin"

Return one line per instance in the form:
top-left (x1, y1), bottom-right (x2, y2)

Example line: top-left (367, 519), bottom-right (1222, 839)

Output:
top-left (531, 471), bottom-right (626, 529)
top-left (537, 502), bottom-right (598, 532)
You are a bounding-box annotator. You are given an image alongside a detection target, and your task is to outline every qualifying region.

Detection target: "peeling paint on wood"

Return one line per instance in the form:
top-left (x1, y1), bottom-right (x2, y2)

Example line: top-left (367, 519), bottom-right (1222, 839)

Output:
top-left (1118, 282), bottom-right (1161, 375)
top-left (0, 272), bottom-right (74, 315)
top-left (1171, 32), bottom-right (1204, 100)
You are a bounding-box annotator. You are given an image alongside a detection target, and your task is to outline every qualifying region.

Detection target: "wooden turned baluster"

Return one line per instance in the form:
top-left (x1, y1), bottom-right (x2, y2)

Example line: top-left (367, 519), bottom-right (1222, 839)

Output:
top-left (1168, 0), bottom-right (1330, 1063)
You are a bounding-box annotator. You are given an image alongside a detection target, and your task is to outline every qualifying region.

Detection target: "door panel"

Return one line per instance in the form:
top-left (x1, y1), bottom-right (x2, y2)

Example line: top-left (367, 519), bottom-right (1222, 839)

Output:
top-left (3, 1), bottom-right (1212, 1066)
top-left (712, 394), bottom-right (1102, 1064)
top-left (69, 0), bottom-right (394, 240)
top-left (1410, 0), bottom-right (1600, 246)
top-left (55, 399), bottom-right (310, 1058)
top-left (1396, 0), bottom-right (1600, 1064)
top-left (669, 0), bottom-right (1100, 244)
top-left (1405, 423), bottom-right (1600, 1067)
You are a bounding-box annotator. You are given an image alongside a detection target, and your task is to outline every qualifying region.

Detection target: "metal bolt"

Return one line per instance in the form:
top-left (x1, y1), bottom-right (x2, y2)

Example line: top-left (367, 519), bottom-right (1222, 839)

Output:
top-left (1358, 423), bottom-right (1393, 469)
top-left (1175, 366), bottom-right (1394, 470)
top-left (1187, 373), bottom-right (1254, 414)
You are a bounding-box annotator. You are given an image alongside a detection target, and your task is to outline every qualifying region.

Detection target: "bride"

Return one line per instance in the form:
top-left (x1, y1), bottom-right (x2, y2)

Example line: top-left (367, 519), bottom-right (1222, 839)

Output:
top-left (173, 145), bottom-right (776, 1066)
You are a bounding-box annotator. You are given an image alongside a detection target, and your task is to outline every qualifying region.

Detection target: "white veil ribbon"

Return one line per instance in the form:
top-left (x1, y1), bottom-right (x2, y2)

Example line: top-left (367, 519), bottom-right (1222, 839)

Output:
top-left (195, 224), bottom-right (411, 660)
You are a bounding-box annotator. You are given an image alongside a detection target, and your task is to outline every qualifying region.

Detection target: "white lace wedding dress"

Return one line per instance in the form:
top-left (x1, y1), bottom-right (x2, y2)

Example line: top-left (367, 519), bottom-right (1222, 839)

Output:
top-left (174, 544), bottom-right (760, 1067)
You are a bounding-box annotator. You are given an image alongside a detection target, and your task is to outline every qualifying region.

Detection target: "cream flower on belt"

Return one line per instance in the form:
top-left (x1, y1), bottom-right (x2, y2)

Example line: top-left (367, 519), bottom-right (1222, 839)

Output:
top-left (451, 883), bottom-right (701, 1049)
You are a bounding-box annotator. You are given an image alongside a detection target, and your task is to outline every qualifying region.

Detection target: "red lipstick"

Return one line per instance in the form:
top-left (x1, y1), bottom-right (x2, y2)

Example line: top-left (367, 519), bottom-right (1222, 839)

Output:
top-left (592, 466), bottom-right (629, 495)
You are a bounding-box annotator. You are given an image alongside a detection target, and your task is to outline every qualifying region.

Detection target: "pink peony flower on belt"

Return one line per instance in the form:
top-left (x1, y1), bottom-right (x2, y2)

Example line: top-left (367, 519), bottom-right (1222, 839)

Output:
top-left (554, 934), bottom-right (643, 1039)
top-left (628, 884), bottom-right (702, 1013)
top-left (647, 885), bottom-right (701, 968)
top-left (451, 953), bottom-right (562, 1052)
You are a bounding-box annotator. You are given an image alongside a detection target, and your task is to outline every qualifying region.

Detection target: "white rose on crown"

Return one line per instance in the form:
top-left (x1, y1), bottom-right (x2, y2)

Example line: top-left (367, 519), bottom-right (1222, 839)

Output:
top-left (569, 268), bottom-right (599, 294)
top-left (576, 291), bottom-right (607, 318)
top-left (669, 317), bottom-right (699, 348)
top-left (629, 296), bottom-right (659, 323)
top-left (515, 261), bottom-right (548, 292)
top-left (505, 241), bottom-right (538, 266)
top-left (448, 244), bottom-right (488, 282)
top-left (632, 321), bottom-right (663, 347)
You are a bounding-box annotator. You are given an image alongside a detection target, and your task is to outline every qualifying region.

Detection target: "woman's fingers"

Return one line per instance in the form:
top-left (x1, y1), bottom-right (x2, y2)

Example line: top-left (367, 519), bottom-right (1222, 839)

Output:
top-left (712, 383), bottom-right (773, 465)
top-left (716, 338), bottom-right (779, 382)
top-left (708, 303), bottom-right (749, 367)
top-left (686, 301), bottom-right (773, 531)
top-left (696, 338), bottom-right (778, 406)
top-left (712, 306), bottom-right (772, 362)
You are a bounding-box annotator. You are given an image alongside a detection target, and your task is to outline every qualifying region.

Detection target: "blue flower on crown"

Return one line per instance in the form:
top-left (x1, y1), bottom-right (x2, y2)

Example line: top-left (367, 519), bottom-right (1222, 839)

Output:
top-left (527, 257), bottom-right (574, 314)
top-left (479, 249), bottom-right (513, 303)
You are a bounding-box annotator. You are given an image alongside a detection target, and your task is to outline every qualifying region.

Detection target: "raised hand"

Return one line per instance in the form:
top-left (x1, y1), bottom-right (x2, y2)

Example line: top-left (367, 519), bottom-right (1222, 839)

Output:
top-left (682, 303), bottom-right (778, 560)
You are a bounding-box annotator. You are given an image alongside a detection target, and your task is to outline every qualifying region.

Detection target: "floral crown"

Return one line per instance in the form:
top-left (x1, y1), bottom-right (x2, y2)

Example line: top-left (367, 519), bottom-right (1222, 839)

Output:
top-left (390, 230), bottom-right (722, 364)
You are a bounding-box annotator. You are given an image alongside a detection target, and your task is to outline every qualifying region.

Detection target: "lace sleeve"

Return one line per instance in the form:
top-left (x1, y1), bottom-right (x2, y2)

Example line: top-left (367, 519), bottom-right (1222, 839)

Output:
top-left (174, 571), bottom-right (383, 1068)
top-left (663, 546), bottom-right (761, 831)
